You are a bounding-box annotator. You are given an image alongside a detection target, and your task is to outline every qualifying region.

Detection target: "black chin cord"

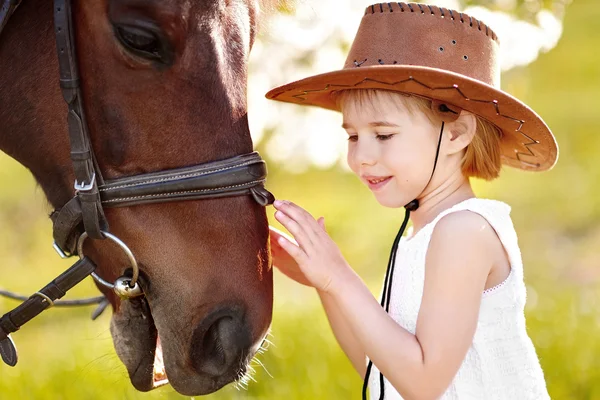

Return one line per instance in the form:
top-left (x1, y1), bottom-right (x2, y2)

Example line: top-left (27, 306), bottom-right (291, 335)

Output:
top-left (362, 122), bottom-right (445, 400)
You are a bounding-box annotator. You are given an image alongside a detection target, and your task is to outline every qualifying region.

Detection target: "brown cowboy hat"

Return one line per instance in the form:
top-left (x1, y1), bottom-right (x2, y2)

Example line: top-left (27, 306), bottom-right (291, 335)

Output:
top-left (265, 2), bottom-right (558, 172)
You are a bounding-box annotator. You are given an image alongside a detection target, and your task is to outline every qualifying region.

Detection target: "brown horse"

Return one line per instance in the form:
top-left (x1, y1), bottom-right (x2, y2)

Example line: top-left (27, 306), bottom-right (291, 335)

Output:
top-left (0, 0), bottom-right (277, 395)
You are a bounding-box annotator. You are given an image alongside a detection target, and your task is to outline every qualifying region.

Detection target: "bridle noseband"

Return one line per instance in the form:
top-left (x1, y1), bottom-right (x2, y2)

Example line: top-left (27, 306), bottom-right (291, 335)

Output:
top-left (0, 0), bottom-right (275, 367)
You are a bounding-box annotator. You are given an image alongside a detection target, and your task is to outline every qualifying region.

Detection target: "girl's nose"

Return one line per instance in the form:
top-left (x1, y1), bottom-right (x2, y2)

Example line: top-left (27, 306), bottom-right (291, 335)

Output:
top-left (354, 142), bottom-right (377, 166)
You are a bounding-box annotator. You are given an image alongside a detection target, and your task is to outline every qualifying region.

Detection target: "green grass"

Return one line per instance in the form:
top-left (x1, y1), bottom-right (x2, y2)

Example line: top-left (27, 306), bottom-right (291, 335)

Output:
top-left (2, 0), bottom-right (600, 398)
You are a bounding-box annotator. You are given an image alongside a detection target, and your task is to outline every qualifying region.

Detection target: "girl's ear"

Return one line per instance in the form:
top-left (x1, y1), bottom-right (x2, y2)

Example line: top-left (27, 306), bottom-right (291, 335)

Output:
top-left (445, 111), bottom-right (477, 154)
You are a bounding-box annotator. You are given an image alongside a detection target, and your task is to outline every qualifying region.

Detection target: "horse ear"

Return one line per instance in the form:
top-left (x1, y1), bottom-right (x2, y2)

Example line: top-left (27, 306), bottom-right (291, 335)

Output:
top-left (431, 100), bottom-right (462, 122)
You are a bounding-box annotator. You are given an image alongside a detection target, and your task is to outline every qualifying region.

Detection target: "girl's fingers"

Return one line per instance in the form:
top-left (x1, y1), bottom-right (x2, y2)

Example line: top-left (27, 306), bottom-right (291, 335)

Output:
top-left (269, 225), bottom-right (297, 246)
top-left (275, 200), bottom-right (314, 225)
top-left (274, 210), bottom-right (312, 249)
top-left (277, 235), bottom-right (308, 265)
top-left (275, 201), bottom-right (323, 242)
top-left (269, 226), bottom-right (298, 247)
top-left (317, 217), bottom-right (326, 232)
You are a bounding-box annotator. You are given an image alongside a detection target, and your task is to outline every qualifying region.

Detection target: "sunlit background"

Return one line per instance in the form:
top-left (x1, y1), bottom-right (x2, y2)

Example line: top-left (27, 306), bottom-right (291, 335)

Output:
top-left (2, 0), bottom-right (598, 398)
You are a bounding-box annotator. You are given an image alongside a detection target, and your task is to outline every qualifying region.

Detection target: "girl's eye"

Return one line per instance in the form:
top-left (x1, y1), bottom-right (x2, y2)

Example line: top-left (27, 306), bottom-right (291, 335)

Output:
top-left (376, 134), bottom-right (394, 141)
top-left (347, 135), bottom-right (358, 142)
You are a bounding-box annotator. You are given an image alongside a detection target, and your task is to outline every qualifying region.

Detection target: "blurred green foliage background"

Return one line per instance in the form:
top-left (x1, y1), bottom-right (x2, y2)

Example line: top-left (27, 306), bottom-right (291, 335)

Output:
top-left (1, 0), bottom-right (598, 399)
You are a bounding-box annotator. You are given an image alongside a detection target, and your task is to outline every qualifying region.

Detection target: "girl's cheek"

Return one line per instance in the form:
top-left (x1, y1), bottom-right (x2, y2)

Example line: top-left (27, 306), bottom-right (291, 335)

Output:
top-left (346, 148), bottom-right (358, 175)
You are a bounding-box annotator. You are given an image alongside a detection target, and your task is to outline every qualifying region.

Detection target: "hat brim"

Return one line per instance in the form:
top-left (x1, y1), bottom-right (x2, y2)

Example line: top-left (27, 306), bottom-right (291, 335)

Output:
top-left (266, 65), bottom-right (558, 172)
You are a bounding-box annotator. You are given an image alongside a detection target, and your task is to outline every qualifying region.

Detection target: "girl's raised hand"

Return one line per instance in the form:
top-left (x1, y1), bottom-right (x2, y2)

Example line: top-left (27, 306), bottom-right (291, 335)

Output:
top-left (269, 226), bottom-right (313, 287)
top-left (273, 200), bottom-right (352, 293)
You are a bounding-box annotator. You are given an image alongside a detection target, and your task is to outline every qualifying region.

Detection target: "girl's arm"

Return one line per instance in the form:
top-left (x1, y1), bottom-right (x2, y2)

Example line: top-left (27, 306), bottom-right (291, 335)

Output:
top-left (318, 289), bottom-right (367, 377)
top-left (269, 226), bottom-right (366, 376)
top-left (327, 211), bottom-right (493, 400)
top-left (274, 201), bottom-right (496, 400)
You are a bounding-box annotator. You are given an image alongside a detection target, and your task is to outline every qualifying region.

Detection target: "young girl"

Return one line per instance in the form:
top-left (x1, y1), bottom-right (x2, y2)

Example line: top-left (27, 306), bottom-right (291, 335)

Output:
top-left (266, 2), bottom-right (556, 399)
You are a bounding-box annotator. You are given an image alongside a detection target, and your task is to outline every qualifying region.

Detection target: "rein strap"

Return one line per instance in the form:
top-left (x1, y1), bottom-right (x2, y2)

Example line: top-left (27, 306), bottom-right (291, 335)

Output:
top-left (0, 257), bottom-right (96, 366)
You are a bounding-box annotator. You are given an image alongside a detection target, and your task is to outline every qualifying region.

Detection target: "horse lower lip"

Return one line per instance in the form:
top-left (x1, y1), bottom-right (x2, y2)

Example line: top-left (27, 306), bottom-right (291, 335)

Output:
top-left (153, 335), bottom-right (169, 387)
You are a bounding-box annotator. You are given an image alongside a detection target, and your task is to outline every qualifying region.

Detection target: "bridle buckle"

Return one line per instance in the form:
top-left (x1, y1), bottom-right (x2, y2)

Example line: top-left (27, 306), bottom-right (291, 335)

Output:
top-left (74, 173), bottom-right (96, 192)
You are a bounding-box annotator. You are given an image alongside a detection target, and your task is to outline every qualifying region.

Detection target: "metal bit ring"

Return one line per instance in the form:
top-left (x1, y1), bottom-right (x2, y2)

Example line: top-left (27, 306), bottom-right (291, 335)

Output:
top-left (77, 231), bottom-right (140, 294)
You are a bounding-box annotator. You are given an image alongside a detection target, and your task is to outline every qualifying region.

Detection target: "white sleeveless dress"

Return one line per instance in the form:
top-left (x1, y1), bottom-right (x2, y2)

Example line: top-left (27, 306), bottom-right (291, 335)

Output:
top-left (368, 198), bottom-right (550, 399)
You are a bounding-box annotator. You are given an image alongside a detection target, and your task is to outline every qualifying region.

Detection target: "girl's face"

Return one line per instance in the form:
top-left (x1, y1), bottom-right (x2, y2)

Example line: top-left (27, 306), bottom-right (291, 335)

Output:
top-left (342, 94), bottom-right (444, 208)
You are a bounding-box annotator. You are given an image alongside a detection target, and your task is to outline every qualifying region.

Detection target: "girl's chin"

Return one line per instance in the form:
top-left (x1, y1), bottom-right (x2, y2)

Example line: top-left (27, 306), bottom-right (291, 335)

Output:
top-left (373, 194), bottom-right (409, 209)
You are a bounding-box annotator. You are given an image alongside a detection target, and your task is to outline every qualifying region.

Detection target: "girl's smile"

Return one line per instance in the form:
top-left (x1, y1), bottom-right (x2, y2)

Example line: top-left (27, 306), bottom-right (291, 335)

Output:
top-left (363, 175), bottom-right (393, 191)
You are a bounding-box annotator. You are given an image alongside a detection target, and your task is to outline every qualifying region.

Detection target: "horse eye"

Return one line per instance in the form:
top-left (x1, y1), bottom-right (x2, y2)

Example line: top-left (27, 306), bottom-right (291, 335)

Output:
top-left (114, 24), bottom-right (168, 62)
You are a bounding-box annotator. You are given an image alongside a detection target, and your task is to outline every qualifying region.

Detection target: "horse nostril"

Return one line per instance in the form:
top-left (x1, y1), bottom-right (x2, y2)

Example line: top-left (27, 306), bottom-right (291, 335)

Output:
top-left (190, 307), bottom-right (251, 377)
top-left (201, 317), bottom-right (229, 369)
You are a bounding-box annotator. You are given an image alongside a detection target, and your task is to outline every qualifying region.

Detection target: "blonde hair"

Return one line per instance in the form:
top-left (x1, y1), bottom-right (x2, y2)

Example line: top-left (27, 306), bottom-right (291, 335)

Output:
top-left (334, 89), bottom-right (503, 181)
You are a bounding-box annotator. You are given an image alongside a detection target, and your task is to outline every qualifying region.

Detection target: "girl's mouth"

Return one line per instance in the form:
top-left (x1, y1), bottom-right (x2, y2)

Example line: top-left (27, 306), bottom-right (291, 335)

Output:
top-left (365, 176), bottom-right (392, 191)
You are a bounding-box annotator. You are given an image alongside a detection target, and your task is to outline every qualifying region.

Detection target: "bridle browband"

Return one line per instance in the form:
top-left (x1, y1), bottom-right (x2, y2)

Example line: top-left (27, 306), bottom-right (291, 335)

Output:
top-left (0, 0), bottom-right (274, 367)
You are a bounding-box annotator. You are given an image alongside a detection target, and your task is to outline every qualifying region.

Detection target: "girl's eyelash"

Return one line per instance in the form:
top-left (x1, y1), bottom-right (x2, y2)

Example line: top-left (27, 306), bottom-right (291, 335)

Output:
top-left (347, 134), bottom-right (394, 142)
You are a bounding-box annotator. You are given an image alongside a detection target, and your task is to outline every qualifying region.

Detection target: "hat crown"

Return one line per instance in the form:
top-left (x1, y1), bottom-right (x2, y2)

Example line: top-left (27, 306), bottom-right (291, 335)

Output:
top-left (344, 3), bottom-right (501, 87)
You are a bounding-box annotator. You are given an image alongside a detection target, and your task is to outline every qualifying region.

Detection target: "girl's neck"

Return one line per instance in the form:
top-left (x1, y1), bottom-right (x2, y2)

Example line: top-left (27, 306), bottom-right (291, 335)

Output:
top-left (409, 172), bottom-right (475, 234)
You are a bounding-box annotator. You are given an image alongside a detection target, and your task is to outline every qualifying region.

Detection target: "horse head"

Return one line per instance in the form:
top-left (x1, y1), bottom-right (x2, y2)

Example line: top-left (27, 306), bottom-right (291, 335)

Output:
top-left (0, 0), bottom-right (277, 395)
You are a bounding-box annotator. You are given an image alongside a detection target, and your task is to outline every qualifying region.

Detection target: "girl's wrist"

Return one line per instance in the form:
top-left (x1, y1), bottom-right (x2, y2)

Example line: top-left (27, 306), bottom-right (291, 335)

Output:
top-left (323, 265), bottom-right (362, 298)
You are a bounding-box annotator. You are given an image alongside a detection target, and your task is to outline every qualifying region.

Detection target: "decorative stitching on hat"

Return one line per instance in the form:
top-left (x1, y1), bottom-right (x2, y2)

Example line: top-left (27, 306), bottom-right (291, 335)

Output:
top-left (366, 3), bottom-right (499, 43)
top-left (287, 77), bottom-right (541, 167)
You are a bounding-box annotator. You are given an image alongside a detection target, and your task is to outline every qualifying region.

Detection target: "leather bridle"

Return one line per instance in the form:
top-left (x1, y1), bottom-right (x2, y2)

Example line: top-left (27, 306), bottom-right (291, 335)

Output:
top-left (0, 0), bottom-right (274, 367)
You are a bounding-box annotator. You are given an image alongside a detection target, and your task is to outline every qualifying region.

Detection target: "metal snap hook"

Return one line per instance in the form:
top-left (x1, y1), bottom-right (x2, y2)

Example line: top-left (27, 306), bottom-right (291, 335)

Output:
top-left (113, 276), bottom-right (143, 299)
top-left (77, 231), bottom-right (143, 298)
